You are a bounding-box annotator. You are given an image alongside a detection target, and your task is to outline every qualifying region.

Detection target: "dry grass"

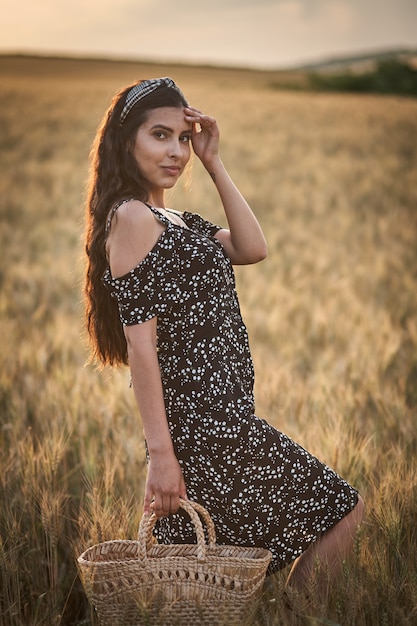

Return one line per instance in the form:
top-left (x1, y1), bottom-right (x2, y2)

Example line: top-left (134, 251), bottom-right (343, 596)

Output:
top-left (0, 55), bottom-right (416, 625)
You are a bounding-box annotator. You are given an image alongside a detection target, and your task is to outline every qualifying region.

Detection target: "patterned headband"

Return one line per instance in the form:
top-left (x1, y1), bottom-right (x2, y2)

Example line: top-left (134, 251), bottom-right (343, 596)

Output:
top-left (119, 77), bottom-right (185, 124)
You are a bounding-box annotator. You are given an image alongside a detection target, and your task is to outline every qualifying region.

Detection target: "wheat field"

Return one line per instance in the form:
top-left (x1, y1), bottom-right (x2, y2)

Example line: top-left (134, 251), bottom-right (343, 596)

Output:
top-left (0, 55), bottom-right (416, 625)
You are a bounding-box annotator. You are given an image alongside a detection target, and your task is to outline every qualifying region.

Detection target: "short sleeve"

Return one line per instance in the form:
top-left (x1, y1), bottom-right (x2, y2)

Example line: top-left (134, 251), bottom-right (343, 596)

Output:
top-left (102, 240), bottom-right (186, 326)
top-left (182, 212), bottom-right (222, 238)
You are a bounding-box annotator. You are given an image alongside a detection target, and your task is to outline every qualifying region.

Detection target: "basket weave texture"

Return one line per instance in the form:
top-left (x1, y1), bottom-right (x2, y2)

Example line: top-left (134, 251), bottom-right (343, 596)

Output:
top-left (78, 499), bottom-right (272, 625)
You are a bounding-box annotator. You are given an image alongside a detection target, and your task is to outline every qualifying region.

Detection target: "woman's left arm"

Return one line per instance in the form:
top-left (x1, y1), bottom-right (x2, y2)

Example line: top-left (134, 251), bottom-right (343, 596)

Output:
top-left (186, 107), bottom-right (267, 265)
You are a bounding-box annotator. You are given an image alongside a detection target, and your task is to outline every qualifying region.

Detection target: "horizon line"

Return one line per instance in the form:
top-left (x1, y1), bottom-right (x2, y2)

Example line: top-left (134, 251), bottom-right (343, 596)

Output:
top-left (1, 45), bottom-right (416, 74)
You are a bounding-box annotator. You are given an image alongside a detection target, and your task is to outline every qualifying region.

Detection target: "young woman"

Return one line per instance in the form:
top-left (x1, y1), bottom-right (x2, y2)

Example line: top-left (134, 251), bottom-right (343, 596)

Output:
top-left (84, 77), bottom-right (364, 595)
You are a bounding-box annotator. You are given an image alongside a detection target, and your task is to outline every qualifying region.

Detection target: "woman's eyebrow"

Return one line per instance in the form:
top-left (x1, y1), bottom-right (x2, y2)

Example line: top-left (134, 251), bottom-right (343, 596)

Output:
top-left (150, 124), bottom-right (173, 131)
top-left (150, 124), bottom-right (191, 133)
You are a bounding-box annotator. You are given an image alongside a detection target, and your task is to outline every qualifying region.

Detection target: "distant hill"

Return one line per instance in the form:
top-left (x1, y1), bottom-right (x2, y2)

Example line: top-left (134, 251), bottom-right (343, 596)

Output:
top-left (297, 47), bottom-right (417, 74)
top-left (267, 48), bottom-right (417, 97)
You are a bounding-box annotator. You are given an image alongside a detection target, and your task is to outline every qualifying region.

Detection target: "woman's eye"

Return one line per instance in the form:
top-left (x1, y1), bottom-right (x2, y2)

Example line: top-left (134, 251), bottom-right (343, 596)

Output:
top-left (154, 131), bottom-right (166, 139)
top-left (181, 135), bottom-right (191, 143)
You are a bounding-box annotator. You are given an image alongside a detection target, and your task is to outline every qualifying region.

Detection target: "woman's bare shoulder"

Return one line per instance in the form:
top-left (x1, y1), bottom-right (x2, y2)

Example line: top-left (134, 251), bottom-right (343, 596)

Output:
top-left (106, 200), bottom-right (165, 277)
top-left (107, 199), bottom-right (151, 230)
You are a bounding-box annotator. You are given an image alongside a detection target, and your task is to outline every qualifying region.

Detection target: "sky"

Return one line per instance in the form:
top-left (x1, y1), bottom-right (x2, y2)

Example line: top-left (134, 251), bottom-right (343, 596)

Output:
top-left (2, 0), bottom-right (417, 69)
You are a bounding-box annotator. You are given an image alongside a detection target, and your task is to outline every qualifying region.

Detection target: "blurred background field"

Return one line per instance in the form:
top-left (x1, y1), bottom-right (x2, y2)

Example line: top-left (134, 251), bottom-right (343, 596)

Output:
top-left (0, 55), bottom-right (416, 625)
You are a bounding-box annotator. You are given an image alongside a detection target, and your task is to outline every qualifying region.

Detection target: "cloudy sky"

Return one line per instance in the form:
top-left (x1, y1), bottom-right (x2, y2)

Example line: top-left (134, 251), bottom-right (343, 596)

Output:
top-left (2, 0), bottom-right (417, 69)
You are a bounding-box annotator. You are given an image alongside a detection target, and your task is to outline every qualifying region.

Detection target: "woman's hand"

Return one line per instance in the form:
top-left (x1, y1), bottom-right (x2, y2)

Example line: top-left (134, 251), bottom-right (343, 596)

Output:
top-left (144, 450), bottom-right (187, 518)
top-left (185, 106), bottom-right (220, 170)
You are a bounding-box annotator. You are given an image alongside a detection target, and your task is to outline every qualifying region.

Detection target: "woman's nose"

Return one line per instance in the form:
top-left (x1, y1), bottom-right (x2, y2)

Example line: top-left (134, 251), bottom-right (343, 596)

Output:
top-left (168, 139), bottom-right (182, 159)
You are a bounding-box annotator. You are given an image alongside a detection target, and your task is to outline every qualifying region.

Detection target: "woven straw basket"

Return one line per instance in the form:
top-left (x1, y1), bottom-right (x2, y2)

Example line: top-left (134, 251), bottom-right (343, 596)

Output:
top-left (78, 499), bottom-right (272, 626)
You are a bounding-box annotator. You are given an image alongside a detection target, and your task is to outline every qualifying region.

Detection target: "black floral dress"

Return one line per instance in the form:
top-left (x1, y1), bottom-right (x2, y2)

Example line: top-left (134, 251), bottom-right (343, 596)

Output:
top-left (102, 201), bottom-right (359, 575)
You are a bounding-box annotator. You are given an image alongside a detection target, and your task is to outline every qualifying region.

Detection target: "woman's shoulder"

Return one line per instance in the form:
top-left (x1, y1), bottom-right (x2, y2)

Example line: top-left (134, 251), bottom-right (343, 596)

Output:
top-left (106, 198), bottom-right (151, 232)
top-left (106, 200), bottom-right (166, 279)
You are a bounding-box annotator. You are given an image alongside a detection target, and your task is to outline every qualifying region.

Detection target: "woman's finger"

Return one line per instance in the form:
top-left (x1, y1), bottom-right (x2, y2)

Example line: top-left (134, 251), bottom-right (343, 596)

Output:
top-left (152, 494), bottom-right (164, 518)
top-left (170, 494), bottom-right (181, 514)
top-left (185, 107), bottom-right (216, 128)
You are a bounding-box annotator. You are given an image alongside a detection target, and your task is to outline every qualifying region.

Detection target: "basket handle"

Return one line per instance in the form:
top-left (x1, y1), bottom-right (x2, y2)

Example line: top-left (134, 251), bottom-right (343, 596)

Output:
top-left (137, 499), bottom-right (217, 562)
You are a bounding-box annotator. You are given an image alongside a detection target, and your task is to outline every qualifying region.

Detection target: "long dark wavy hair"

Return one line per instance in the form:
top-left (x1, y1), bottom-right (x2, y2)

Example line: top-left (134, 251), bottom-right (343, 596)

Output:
top-left (84, 81), bottom-right (188, 366)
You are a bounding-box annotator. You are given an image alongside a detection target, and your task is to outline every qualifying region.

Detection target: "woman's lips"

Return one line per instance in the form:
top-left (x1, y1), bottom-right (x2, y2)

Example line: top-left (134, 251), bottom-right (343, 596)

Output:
top-left (162, 166), bottom-right (181, 176)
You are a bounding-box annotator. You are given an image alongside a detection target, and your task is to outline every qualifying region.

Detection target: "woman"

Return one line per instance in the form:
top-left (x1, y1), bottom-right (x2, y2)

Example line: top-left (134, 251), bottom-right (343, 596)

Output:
top-left (84, 77), bottom-right (364, 595)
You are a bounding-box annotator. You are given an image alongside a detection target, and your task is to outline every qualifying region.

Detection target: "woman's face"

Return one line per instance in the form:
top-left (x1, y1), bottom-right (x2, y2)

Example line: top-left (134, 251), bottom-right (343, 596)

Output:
top-left (132, 107), bottom-right (192, 202)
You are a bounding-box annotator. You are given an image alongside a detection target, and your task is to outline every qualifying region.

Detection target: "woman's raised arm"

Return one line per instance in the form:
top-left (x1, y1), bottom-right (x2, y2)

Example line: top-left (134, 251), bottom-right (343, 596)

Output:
top-left (186, 106), bottom-right (268, 265)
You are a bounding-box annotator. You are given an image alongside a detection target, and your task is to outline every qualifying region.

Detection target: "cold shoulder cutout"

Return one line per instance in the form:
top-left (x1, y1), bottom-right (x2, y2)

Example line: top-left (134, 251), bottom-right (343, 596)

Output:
top-left (104, 199), bottom-right (172, 281)
top-left (105, 197), bottom-right (138, 240)
top-left (102, 205), bottom-right (223, 324)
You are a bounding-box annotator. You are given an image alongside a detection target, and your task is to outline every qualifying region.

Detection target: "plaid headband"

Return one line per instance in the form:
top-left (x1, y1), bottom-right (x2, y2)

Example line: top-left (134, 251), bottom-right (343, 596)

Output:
top-left (119, 77), bottom-right (185, 124)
